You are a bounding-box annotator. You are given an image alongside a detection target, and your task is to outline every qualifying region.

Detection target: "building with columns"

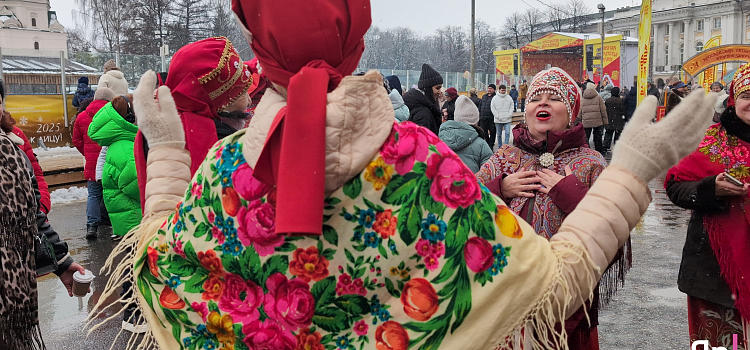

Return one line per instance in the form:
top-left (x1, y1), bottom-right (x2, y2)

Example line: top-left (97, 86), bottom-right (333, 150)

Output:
top-left (606, 0), bottom-right (749, 82)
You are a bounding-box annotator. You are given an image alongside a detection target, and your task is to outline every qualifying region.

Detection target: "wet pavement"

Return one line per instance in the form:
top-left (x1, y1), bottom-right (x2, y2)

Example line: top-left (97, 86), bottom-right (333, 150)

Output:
top-left (37, 177), bottom-right (692, 349)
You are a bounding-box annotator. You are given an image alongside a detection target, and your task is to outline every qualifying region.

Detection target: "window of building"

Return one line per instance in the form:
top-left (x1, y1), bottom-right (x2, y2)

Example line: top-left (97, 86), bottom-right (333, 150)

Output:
top-left (746, 14), bottom-right (750, 27)
top-left (665, 25), bottom-right (670, 35)
top-left (697, 20), bottom-right (704, 31)
top-left (696, 41), bottom-right (703, 52)
top-left (31, 18), bottom-right (36, 27)
top-left (623, 30), bottom-right (631, 37)
top-left (714, 17), bottom-right (721, 29)
top-left (34, 42), bottom-right (39, 50)
top-left (665, 44), bottom-right (669, 64)
top-left (680, 42), bottom-right (684, 63)
top-left (680, 22), bottom-right (685, 33)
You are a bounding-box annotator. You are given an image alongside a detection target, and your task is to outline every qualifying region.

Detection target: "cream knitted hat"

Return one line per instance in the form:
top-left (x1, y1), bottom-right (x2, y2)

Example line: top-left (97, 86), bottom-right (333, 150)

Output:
top-left (453, 95), bottom-right (479, 125)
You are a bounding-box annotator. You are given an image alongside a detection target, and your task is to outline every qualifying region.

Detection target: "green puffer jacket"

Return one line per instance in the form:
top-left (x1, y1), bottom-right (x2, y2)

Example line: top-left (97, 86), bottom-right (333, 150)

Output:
top-left (438, 120), bottom-right (493, 173)
top-left (88, 102), bottom-right (141, 236)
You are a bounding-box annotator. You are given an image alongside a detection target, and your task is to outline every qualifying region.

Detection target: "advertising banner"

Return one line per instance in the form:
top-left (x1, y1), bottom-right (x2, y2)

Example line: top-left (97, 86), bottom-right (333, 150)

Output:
top-left (5, 95), bottom-right (76, 148)
top-left (591, 41), bottom-right (622, 88)
top-left (522, 33), bottom-right (583, 53)
top-left (637, 0), bottom-right (652, 105)
top-left (697, 36), bottom-right (723, 89)
top-left (495, 53), bottom-right (516, 83)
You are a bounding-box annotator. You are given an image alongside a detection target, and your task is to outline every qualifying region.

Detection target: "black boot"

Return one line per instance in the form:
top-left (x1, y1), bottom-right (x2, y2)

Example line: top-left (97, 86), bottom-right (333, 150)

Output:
top-left (86, 225), bottom-right (98, 240)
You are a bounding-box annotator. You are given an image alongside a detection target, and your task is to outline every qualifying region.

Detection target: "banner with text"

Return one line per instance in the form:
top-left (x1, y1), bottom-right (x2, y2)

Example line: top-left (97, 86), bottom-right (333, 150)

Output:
top-left (637, 0), bottom-right (652, 105)
top-left (522, 33), bottom-right (583, 53)
top-left (5, 95), bottom-right (76, 148)
top-left (591, 41), bottom-right (622, 88)
top-left (496, 54), bottom-right (516, 84)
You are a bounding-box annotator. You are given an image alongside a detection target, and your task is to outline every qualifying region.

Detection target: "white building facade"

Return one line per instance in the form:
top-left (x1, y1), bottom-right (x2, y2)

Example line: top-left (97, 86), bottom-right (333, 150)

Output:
top-left (607, 0), bottom-right (750, 81)
top-left (0, 0), bottom-right (67, 57)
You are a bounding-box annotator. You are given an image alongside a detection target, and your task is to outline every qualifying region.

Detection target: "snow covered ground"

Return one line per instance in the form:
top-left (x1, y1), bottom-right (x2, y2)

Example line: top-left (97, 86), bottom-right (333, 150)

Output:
top-left (50, 186), bottom-right (88, 204)
top-left (35, 146), bottom-right (81, 161)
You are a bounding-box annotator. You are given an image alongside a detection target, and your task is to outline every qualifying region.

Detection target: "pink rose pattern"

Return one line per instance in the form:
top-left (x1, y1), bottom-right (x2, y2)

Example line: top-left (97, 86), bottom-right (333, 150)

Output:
top-left (139, 122), bottom-right (522, 350)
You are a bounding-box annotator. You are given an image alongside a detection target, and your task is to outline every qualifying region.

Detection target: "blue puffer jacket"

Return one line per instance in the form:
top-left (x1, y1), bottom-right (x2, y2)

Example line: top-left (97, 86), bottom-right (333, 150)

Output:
top-left (72, 77), bottom-right (95, 107)
top-left (438, 120), bottom-right (493, 173)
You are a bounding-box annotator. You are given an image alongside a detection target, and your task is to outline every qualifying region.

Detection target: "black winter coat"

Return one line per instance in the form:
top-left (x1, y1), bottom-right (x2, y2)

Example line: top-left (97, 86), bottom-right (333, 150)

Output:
top-left (403, 88), bottom-right (441, 135)
top-left (469, 95), bottom-right (481, 109)
top-left (666, 176), bottom-right (735, 308)
top-left (623, 88), bottom-right (637, 120)
top-left (479, 92), bottom-right (495, 119)
top-left (604, 96), bottom-right (625, 131)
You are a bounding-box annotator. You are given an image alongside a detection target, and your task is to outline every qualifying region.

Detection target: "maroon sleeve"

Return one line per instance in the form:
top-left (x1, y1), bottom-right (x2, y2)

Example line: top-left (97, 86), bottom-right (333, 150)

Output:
top-left (485, 174), bottom-right (507, 202)
top-left (14, 127), bottom-right (51, 213)
top-left (547, 174), bottom-right (589, 214)
top-left (134, 130), bottom-right (147, 214)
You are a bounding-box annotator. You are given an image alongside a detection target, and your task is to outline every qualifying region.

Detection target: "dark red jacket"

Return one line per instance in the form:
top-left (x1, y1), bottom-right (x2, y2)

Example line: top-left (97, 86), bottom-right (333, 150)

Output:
top-left (13, 126), bottom-right (51, 213)
top-left (72, 99), bottom-right (108, 180)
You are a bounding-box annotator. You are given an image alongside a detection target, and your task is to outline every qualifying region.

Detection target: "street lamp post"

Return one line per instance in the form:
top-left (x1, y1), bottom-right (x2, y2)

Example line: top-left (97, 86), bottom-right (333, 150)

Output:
top-left (598, 4), bottom-right (606, 84)
top-left (470, 0), bottom-right (476, 88)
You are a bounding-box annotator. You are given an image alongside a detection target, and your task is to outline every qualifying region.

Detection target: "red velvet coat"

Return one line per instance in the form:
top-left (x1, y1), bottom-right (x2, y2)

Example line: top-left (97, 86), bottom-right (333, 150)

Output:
top-left (72, 99), bottom-right (108, 180)
top-left (13, 126), bottom-right (51, 213)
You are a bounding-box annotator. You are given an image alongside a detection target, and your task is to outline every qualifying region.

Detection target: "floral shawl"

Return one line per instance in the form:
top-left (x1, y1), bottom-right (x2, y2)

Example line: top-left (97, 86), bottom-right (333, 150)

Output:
top-left (132, 122), bottom-right (579, 350)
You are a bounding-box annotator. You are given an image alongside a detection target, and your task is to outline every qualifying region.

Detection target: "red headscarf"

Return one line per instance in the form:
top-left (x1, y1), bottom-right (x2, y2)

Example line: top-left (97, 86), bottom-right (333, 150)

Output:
top-left (232, 0), bottom-right (371, 236)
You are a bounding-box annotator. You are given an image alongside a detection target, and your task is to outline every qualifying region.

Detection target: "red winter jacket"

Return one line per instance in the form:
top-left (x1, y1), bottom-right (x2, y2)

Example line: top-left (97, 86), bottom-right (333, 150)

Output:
top-left (72, 99), bottom-right (108, 180)
top-left (12, 126), bottom-right (51, 213)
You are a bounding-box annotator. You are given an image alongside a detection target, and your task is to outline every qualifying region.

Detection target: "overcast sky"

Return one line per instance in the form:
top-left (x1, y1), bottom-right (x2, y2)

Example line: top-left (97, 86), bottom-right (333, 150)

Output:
top-left (50, 0), bottom-right (636, 36)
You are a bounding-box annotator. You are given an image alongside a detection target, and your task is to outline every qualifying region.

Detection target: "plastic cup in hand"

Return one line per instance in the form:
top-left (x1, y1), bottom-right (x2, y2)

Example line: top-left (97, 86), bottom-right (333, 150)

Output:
top-left (72, 269), bottom-right (95, 297)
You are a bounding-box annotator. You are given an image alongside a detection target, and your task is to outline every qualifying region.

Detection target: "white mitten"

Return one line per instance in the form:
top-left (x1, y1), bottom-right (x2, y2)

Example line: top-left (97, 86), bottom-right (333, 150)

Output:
top-left (133, 70), bottom-right (185, 149)
top-left (610, 89), bottom-right (717, 183)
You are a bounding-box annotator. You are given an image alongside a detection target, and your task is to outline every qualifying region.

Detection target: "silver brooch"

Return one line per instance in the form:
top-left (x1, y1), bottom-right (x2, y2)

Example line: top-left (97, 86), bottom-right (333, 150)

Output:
top-left (539, 152), bottom-right (555, 168)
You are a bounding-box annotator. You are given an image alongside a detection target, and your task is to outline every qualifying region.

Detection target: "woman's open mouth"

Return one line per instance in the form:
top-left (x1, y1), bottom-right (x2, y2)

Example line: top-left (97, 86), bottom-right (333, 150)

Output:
top-left (535, 111), bottom-right (551, 121)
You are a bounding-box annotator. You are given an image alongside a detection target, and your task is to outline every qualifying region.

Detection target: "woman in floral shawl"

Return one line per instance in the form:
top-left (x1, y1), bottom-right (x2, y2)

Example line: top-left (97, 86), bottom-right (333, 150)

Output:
top-left (475, 68), bottom-right (617, 350)
top-left (89, 1), bottom-right (720, 350)
top-left (665, 62), bottom-right (750, 349)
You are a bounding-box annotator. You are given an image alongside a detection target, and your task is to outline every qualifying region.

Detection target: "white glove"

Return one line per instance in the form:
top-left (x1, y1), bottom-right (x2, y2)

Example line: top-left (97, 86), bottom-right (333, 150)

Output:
top-left (133, 70), bottom-right (185, 149)
top-left (610, 89), bottom-right (717, 183)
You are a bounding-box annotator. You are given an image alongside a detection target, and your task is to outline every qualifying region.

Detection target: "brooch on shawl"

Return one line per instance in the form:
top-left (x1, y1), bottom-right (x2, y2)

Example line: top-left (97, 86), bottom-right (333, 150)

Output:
top-left (538, 140), bottom-right (564, 168)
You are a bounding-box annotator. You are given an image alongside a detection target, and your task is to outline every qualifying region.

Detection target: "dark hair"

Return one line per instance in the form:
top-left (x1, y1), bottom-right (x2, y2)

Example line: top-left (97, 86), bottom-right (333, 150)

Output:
top-left (611, 87), bottom-right (620, 96)
top-left (112, 95), bottom-right (136, 124)
top-left (488, 84), bottom-right (496, 89)
top-left (499, 85), bottom-right (507, 90)
top-left (0, 79), bottom-right (5, 101)
top-left (420, 86), bottom-right (438, 106)
top-left (77, 97), bottom-right (94, 115)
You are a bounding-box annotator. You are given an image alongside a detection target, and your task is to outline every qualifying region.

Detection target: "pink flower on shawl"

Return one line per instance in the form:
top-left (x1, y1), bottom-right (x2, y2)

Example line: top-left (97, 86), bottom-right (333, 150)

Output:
top-left (172, 239), bottom-right (186, 258)
top-left (219, 273), bottom-right (264, 324)
top-left (232, 163), bottom-right (272, 201)
top-left (263, 273), bottom-right (315, 331)
top-left (425, 143), bottom-right (482, 208)
top-left (237, 199), bottom-right (282, 256)
top-left (353, 320), bottom-right (369, 336)
top-left (191, 301), bottom-right (209, 322)
top-left (242, 319), bottom-right (296, 350)
top-left (463, 237), bottom-right (494, 273)
top-left (191, 182), bottom-right (203, 199)
top-left (381, 122), bottom-right (435, 175)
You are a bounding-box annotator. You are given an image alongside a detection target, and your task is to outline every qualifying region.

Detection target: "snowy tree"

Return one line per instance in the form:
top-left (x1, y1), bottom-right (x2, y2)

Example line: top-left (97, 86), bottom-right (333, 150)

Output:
top-left (500, 12), bottom-right (526, 50)
top-left (523, 8), bottom-right (544, 43)
top-left (565, 0), bottom-right (591, 33)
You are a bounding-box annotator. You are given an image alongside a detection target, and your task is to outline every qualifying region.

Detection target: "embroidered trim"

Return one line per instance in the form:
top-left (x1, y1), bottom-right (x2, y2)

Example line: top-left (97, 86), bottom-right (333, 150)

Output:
top-left (198, 37), bottom-right (233, 85)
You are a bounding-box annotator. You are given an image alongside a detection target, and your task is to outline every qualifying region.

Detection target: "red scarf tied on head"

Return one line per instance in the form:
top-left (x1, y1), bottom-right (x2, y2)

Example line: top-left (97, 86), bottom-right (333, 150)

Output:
top-left (232, 0), bottom-right (372, 236)
top-left (666, 62), bottom-right (750, 320)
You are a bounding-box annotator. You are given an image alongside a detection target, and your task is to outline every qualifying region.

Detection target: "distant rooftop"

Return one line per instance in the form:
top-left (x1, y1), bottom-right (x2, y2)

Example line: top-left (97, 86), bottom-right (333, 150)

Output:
top-left (2, 55), bottom-right (99, 75)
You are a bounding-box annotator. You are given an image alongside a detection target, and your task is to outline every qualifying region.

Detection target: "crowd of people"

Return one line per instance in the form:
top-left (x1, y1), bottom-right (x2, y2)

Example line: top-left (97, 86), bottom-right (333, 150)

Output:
top-left (0, 1), bottom-right (748, 350)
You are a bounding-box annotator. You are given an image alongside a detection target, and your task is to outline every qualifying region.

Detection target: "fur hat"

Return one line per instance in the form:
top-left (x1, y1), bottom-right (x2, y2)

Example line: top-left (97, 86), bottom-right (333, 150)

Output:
top-left (527, 68), bottom-right (581, 122)
top-left (93, 87), bottom-right (115, 101)
top-left (165, 37), bottom-right (253, 112)
top-left (453, 95), bottom-right (479, 125)
top-left (418, 64), bottom-right (443, 89)
top-left (103, 59), bottom-right (117, 72)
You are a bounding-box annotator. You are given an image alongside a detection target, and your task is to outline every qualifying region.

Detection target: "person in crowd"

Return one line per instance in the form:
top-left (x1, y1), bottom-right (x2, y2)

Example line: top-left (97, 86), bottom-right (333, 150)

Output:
top-left (1, 111), bottom-right (51, 214)
top-left (479, 83), bottom-right (496, 148)
top-left (245, 59), bottom-right (271, 123)
top-left (665, 62), bottom-right (750, 349)
top-left (438, 95), bottom-right (492, 173)
top-left (509, 84), bottom-right (519, 112)
top-left (577, 82), bottom-right (608, 153)
top-left (666, 81), bottom-right (688, 114)
top-left (647, 79), bottom-right (661, 101)
top-left (386, 75), bottom-right (403, 96)
top-left (72, 87), bottom-right (114, 240)
top-left (476, 67), bottom-right (614, 350)
top-left (390, 85), bottom-right (409, 122)
top-left (624, 84), bottom-right (638, 124)
top-left (72, 76), bottom-right (95, 108)
top-left (604, 86), bottom-right (626, 154)
top-left (132, 37), bottom-right (254, 213)
top-left (518, 79), bottom-right (528, 112)
top-left (88, 95), bottom-right (140, 240)
top-left (404, 63), bottom-right (443, 134)
top-left (468, 87), bottom-right (481, 108)
top-left (599, 79), bottom-right (614, 101)
top-left (442, 87), bottom-right (458, 121)
top-left (98, 60), bottom-right (129, 96)
top-left (0, 79), bottom-right (86, 349)
top-left (92, 2), bottom-right (719, 350)
top-left (711, 82), bottom-right (728, 123)
top-left (491, 84), bottom-right (514, 147)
